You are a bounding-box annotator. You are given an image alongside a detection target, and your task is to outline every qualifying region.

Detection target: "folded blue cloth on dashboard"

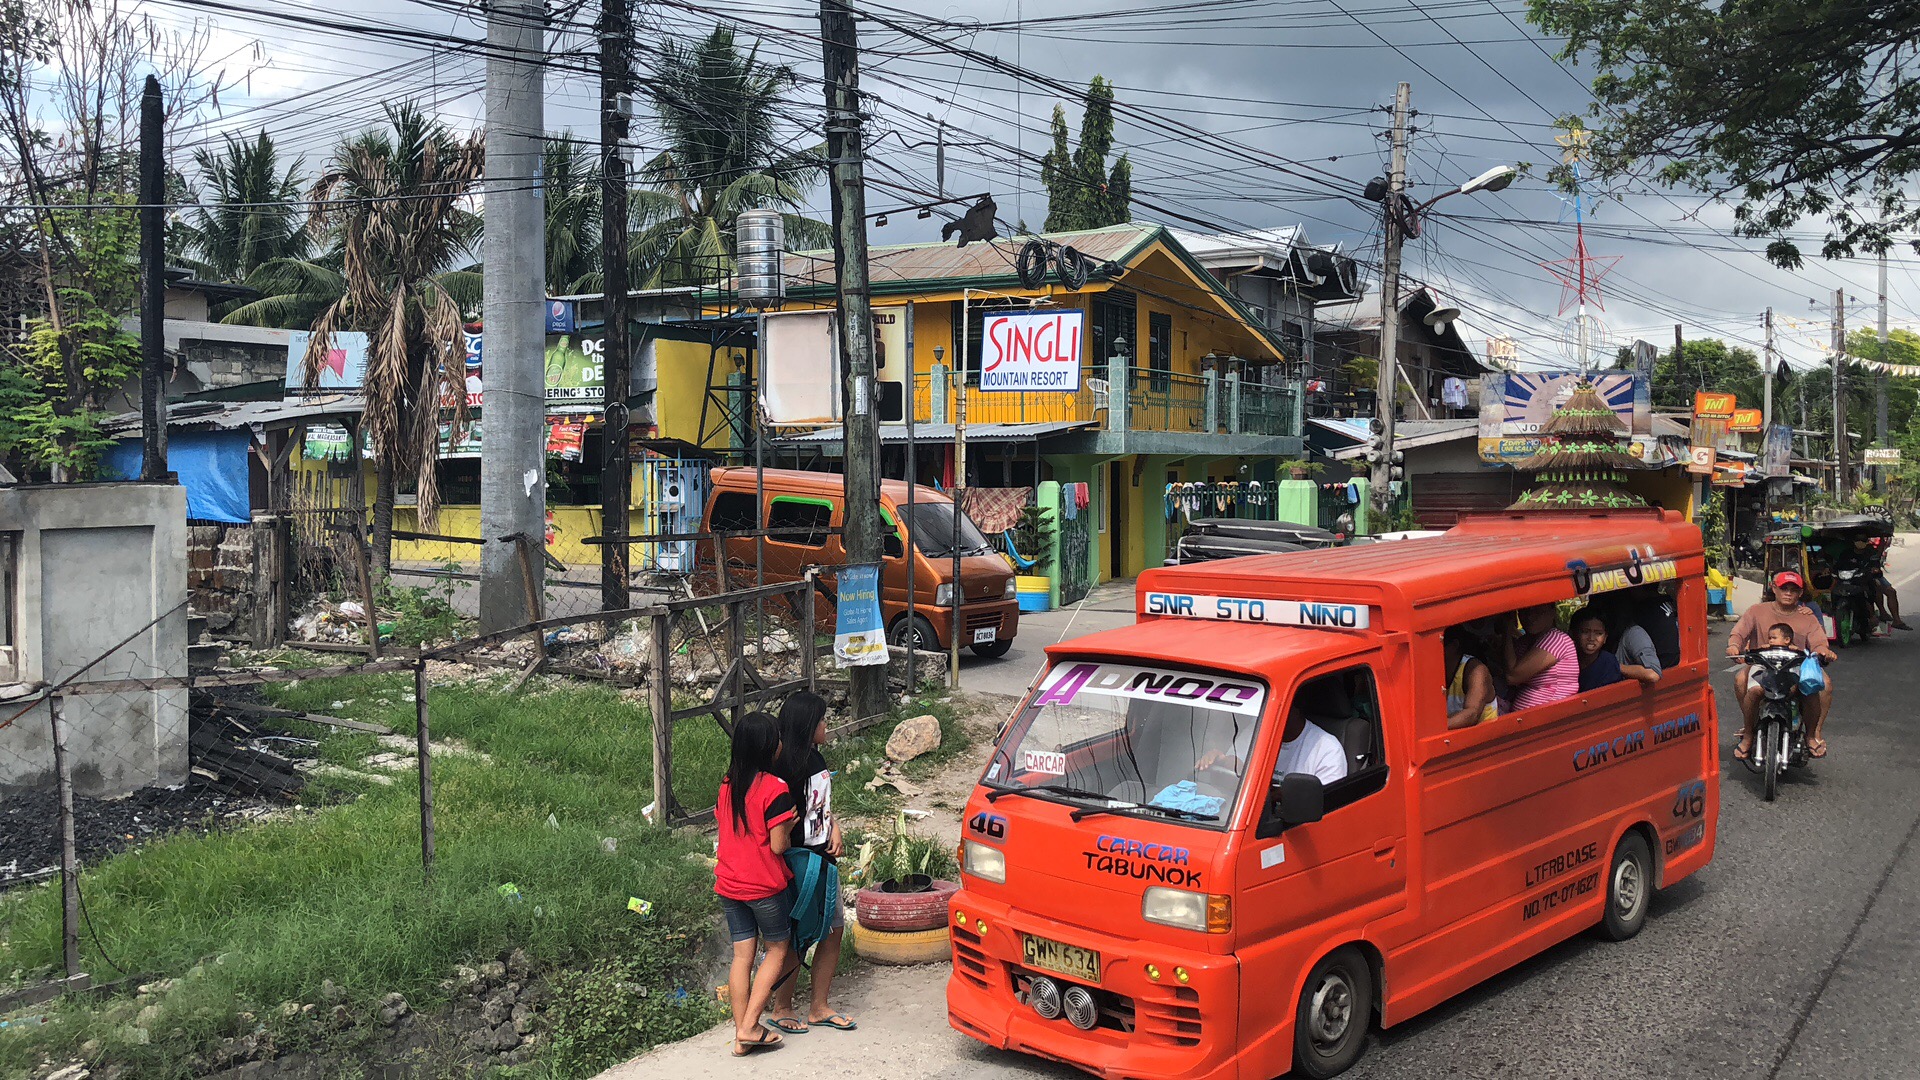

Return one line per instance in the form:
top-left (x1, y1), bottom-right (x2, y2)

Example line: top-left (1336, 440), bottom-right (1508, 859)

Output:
top-left (1148, 781), bottom-right (1226, 818)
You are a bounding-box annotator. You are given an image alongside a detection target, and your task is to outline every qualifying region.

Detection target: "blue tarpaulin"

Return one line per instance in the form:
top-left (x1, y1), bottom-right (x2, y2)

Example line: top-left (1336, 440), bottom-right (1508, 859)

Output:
top-left (103, 430), bottom-right (253, 523)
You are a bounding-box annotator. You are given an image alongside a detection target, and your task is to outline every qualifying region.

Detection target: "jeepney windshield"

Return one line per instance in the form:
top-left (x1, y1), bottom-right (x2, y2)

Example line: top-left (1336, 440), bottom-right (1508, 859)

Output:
top-left (984, 660), bottom-right (1267, 828)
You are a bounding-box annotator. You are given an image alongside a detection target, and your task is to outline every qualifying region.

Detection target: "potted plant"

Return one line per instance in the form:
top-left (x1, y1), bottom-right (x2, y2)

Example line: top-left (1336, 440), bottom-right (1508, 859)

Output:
top-left (1011, 503), bottom-right (1055, 611)
top-left (848, 813), bottom-right (961, 964)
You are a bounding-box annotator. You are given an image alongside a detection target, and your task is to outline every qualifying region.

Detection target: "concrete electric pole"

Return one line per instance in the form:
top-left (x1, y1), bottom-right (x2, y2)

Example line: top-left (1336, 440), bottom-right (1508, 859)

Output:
top-left (599, 0), bottom-right (632, 611)
top-left (1370, 81), bottom-right (1410, 526)
top-left (1876, 250), bottom-right (1890, 492)
top-left (479, 0), bottom-right (548, 633)
top-left (819, 0), bottom-right (888, 722)
top-left (1762, 307), bottom-right (1774, 433)
top-left (1832, 288), bottom-right (1848, 494)
top-left (138, 75), bottom-right (167, 481)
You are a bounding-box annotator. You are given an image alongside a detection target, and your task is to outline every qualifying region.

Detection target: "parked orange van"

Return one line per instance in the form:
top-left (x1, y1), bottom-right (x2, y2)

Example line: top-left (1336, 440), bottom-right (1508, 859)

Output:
top-left (948, 510), bottom-right (1715, 1078)
top-left (703, 467), bottom-right (1020, 656)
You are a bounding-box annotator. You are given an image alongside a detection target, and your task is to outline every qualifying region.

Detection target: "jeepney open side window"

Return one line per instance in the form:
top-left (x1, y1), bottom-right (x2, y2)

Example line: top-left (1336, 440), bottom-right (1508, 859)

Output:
top-left (1267, 664), bottom-right (1388, 818)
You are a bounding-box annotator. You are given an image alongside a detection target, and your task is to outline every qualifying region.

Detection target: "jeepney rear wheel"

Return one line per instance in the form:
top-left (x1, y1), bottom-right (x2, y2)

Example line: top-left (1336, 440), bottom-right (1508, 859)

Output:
top-left (1600, 832), bottom-right (1653, 941)
top-left (1292, 946), bottom-right (1373, 1079)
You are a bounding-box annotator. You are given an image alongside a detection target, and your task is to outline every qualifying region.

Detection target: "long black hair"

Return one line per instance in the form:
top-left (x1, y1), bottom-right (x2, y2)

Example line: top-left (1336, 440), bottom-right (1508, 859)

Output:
top-left (726, 711), bottom-right (782, 832)
top-left (775, 691), bottom-right (830, 783)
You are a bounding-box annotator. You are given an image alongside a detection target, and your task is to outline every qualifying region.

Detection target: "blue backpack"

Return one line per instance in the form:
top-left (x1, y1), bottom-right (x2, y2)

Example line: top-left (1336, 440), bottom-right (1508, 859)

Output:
top-left (784, 848), bottom-right (841, 964)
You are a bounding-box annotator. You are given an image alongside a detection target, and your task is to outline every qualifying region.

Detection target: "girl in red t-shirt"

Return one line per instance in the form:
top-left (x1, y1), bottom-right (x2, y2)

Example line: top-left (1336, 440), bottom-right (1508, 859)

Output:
top-left (715, 711), bottom-right (797, 1055)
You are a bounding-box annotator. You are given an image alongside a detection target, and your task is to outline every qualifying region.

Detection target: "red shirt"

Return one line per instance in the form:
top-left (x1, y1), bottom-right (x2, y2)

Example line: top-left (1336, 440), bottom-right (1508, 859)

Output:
top-left (714, 772), bottom-right (797, 901)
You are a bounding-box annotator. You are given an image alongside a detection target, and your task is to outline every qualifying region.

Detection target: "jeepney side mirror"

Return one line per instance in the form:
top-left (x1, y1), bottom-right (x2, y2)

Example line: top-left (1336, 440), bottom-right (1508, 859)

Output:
top-left (1258, 773), bottom-right (1325, 837)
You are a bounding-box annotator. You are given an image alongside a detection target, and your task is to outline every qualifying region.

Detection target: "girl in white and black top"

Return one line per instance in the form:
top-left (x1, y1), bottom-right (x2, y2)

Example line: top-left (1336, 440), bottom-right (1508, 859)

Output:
top-left (767, 692), bottom-right (857, 1034)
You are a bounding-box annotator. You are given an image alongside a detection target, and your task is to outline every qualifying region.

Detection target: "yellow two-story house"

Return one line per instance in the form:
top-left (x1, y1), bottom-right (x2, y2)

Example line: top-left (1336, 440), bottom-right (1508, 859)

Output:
top-left (760, 223), bottom-right (1304, 585)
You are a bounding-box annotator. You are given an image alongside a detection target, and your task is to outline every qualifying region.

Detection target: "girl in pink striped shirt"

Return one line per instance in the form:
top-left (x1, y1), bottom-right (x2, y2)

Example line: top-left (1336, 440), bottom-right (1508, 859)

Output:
top-left (1502, 603), bottom-right (1580, 711)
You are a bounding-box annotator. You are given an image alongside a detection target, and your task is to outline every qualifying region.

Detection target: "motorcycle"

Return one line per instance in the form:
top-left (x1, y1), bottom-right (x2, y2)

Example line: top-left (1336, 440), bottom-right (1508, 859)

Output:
top-left (1736, 647), bottom-right (1819, 802)
top-left (1829, 566), bottom-right (1879, 647)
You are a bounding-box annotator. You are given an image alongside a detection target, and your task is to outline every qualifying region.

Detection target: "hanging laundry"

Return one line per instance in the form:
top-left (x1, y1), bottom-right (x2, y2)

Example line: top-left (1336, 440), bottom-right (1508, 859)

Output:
top-left (1441, 377), bottom-right (1470, 408)
top-left (1074, 482), bottom-right (1091, 510)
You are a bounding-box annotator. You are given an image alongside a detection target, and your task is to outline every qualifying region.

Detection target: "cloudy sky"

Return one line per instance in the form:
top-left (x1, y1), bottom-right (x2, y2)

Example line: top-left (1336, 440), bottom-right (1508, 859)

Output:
top-left (151, 0), bottom-right (1920, 375)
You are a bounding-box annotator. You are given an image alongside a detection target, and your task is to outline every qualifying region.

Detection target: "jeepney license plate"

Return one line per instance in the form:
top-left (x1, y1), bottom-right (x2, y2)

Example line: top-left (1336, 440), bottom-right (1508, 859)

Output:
top-left (1021, 934), bottom-right (1101, 983)
top-left (972, 627), bottom-right (997, 644)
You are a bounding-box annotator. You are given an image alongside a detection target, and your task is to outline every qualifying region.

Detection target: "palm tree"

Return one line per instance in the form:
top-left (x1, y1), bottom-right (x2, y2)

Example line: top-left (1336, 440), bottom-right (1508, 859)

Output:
top-left (631, 25), bottom-right (829, 288)
top-left (300, 103), bottom-right (484, 572)
top-left (542, 135), bottom-right (602, 294)
top-left (175, 132), bottom-right (311, 288)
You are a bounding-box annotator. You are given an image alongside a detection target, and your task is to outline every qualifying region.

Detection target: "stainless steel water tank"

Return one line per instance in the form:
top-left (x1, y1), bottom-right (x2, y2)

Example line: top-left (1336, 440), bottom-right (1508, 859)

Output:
top-left (735, 209), bottom-right (785, 307)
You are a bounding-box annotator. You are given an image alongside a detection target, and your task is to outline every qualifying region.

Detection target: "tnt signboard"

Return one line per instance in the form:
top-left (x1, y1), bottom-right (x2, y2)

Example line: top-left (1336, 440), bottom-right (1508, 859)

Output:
top-left (1729, 408), bottom-right (1763, 433)
top-left (1693, 391), bottom-right (1737, 420)
top-left (980, 310), bottom-right (1083, 392)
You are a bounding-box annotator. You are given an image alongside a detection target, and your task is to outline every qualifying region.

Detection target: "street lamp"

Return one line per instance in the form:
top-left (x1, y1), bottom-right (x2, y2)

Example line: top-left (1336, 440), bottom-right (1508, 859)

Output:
top-left (1364, 92), bottom-right (1517, 527)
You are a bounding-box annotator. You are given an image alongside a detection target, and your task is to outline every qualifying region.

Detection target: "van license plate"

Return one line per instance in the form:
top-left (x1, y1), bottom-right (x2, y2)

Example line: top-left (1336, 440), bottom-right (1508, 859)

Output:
top-left (1021, 934), bottom-right (1100, 983)
top-left (972, 627), bottom-right (997, 644)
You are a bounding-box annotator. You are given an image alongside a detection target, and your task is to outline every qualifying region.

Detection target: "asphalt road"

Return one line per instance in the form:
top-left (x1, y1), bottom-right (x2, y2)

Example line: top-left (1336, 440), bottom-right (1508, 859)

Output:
top-left (608, 542), bottom-right (1920, 1080)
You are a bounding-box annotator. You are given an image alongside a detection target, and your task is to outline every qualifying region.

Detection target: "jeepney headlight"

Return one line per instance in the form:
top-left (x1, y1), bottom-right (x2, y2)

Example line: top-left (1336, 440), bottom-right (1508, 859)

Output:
top-left (1143, 887), bottom-right (1232, 934)
top-left (1003, 578), bottom-right (1018, 599)
top-left (963, 840), bottom-right (1006, 884)
top-left (935, 582), bottom-right (955, 606)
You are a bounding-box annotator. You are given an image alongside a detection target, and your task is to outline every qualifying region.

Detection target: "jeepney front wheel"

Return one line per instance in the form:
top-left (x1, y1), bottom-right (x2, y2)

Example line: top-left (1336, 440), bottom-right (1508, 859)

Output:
top-left (1292, 946), bottom-right (1373, 1079)
top-left (1600, 831), bottom-right (1653, 942)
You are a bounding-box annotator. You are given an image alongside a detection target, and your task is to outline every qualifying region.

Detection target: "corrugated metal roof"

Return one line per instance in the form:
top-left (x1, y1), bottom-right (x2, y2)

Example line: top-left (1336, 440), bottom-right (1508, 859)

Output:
top-left (784, 224), bottom-right (1158, 293)
top-left (771, 421), bottom-right (1091, 444)
top-left (102, 394), bottom-right (364, 435)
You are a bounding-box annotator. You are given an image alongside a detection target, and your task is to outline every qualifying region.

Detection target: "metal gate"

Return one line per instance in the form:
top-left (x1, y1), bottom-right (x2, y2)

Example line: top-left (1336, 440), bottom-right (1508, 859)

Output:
top-left (1058, 509), bottom-right (1091, 605)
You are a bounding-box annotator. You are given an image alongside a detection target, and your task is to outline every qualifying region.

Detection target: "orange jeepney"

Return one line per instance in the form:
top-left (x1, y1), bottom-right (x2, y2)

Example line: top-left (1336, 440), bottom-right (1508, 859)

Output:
top-left (947, 510), bottom-right (1718, 1079)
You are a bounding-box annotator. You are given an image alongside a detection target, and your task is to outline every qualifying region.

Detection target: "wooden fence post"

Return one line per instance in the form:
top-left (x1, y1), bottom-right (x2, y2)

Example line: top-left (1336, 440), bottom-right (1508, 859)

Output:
top-left (650, 609), bottom-right (674, 826)
top-left (348, 526), bottom-right (380, 660)
top-left (802, 576), bottom-right (817, 692)
top-left (47, 697), bottom-right (81, 980)
top-left (415, 661), bottom-right (435, 873)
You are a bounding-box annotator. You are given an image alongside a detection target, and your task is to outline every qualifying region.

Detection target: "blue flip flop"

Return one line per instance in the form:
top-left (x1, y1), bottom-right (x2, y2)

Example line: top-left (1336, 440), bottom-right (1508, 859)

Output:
top-left (813, 1013), bottom-right (857, 1031)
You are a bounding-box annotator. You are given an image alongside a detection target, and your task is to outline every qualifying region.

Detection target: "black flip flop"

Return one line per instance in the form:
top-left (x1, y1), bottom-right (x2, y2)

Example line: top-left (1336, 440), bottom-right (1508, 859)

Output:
top-left (733, 1029), bottom-right (784, 1056)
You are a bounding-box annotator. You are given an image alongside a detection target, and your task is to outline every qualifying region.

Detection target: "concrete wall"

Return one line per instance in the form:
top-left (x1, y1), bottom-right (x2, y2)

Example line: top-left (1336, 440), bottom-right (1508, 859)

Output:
top-left (0, 482), bottom-right (190, 799)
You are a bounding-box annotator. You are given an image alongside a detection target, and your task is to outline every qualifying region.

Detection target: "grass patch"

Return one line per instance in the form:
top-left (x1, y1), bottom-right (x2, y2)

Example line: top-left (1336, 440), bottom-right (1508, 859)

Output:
top-left (0, 674), bottom-right (732, 1079)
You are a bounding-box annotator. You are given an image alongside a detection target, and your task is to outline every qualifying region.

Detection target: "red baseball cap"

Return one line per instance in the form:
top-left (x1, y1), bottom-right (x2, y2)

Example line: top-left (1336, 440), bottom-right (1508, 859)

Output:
top-left (1773, 570), bottom-right (1804, 589)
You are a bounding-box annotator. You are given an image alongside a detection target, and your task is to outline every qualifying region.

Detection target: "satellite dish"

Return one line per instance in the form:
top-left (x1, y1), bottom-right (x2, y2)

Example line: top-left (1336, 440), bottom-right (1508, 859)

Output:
top-left (1424, 306), bottom-right (1462, 331)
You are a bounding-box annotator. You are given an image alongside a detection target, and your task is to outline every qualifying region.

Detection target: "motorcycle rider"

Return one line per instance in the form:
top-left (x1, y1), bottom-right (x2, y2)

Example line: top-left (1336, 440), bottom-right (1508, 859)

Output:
top-left (1728, 571), bottom-right (1836, 760)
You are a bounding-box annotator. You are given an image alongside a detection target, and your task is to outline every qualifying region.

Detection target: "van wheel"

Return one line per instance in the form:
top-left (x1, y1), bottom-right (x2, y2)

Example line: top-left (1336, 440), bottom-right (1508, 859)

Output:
top-left (889, 615), bottom-right (941, 653)
top-left (1600, 832), bottom-right (1653, 942)
top-left (970, 640), bottom-right (1012, 659)
top-left (1292, 947), bottom-right (1372, 1079)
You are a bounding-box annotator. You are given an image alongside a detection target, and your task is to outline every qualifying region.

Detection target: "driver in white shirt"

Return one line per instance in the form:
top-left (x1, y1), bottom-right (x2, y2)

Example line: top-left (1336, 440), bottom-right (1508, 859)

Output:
top-left (1198, 696), bottom-right (1349, 787)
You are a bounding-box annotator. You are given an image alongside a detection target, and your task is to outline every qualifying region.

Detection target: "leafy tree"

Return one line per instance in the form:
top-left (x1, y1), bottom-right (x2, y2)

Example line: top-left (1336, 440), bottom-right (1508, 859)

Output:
top-left (175, 131), bottom-right (311, 288)
top-left (1040, 76), bottom-right (1132, 232)
top-left (1648, 338), bottom-right (1766, 410)
top-left (1845, 327), bottom-right (1920, 444)
top-left (1530, 0), bottom-right (1920, 267)
top-left (543, 135), bottom-right (603, 295)
top-left (632, 25), bottom-right (828, 288)
top-left (301, 103), bottom-right (484, 572)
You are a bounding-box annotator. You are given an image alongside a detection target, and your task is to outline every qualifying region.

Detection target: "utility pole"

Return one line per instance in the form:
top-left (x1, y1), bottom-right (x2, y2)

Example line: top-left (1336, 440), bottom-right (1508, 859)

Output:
top-left (1876, 251), bottom-right (1890, 492)
top-left (1832, 288), bottom-right (1848, 494)
top-left (1370, 81), bottom-right (1410, 525)
top-left (479, 0), bottom-right (548, 633)
top-left (138, 75), bottom-right (167, 481)
top-left (819, 0), bottom-right (888, 722)
top-left (599, 0), bottom-right (632, 611)
top-left (1762, 308), bottom-right (1774, 433)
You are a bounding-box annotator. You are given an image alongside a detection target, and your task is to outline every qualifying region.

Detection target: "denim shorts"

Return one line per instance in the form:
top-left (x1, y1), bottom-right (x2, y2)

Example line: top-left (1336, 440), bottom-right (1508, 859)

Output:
top-left (720, 893), bottom-right (792, 943)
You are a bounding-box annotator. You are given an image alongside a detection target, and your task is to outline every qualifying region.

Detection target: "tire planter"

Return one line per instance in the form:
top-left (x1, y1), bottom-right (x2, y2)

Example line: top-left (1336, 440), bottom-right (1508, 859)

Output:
top-left (854, 878), bottom-right (960, 933)
top-left (850, 920), bottom-right (951, 966)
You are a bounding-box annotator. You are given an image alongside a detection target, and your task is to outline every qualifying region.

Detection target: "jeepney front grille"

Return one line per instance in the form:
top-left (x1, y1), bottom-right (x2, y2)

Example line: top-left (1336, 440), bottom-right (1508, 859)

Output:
top-left (1134, 985), bottom-right (1202, 1047)
top-left (951, 923), bottom-right (992, 989)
